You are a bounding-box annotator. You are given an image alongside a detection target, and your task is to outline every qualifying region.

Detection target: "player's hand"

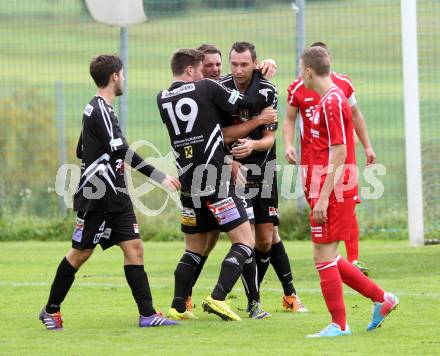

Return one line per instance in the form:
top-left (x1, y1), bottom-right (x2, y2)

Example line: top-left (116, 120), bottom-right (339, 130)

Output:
top-left (313, 197), bottom-right (329, 224)
top-left (364, 146), bottom-right (376, 166)
top-left (231, 160), bottom-right (247, 188)
top-left (258, 59), bottom-right (277, 79)
top-left (161, 175), bottom-right (181, 192)
top-left (256, 107), bottom-right (278, 126)
top-left (285, 144), bottom-right (297, 165)
top-left (231, 139), bottom-right (254, 159)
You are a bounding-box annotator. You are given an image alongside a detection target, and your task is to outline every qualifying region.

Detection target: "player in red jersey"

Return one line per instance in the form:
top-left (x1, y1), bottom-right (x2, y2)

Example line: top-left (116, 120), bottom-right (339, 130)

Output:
top-left (299, 47), bottom-right (398, 337)
top-left (283, 42), bottom-right (373, 275)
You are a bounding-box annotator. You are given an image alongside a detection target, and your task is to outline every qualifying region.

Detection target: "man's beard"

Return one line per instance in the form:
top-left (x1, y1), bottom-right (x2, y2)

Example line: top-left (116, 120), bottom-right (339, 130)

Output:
top-left (115, 85), bottom-right (123, 96)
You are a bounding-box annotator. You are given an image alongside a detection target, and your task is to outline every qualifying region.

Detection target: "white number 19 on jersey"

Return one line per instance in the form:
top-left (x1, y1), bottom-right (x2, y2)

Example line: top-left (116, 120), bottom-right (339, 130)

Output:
top-left (162, 97), bottom-right (198, 135)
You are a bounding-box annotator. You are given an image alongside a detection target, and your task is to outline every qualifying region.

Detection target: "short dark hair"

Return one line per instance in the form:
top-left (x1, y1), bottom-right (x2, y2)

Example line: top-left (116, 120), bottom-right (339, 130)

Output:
top-left (301, 47), bottom-right (330, 76)
top-left (89, 54), bottom-right (123, 88)
top-left (171, 48), bottom-right (204, 76)
top-left (197, 44), bottom-right (222, 58)
top-left (229, 41), bottom-right (257, 61)
top-left (310, 41), bottom-right (331, 56)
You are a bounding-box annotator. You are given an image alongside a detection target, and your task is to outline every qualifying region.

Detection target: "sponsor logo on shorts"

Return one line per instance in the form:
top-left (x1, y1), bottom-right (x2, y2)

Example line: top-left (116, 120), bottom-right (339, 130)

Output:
top-left (268, 206), bottom-right (279, 217)
top-left (72, 217), bottom-right (84, 243)
top-left (93, 228), bottom-right (112, 244)
top-left (246, 207), bottom-right (255, 220)
top-left (208, 197), bottom-right (241, 225)
top-left (133, 224), bottom-right (139, 234)
top-left (181, 207), bottom-right (197, 226)
top-left (311, 226), bottom-right (323, 238)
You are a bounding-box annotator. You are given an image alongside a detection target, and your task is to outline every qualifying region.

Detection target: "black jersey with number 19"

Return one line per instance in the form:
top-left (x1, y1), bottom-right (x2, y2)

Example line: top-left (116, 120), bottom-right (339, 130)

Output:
top-left (157, 75), bottom-right (261, 194)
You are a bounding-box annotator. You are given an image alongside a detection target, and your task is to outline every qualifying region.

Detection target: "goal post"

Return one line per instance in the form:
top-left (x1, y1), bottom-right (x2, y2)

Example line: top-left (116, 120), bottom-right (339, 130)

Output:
top-left (400, 0), bottom-right (424, 246)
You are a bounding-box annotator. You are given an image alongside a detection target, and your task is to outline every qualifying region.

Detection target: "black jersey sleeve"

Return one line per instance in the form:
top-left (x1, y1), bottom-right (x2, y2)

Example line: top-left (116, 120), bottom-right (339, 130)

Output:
top-left (264, 84), bottom-right (278, 131)
top-left (93, 98), bottom-right (129, 154)
top-left (76, 131), bottom-right (83, 159)
top-left (112, 147), bottom-right (167, 183)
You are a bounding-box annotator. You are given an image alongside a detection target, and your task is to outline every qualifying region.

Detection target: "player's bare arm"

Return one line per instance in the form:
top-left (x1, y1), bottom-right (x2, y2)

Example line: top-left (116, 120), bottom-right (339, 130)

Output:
top-left (313, 144), bottom-right (347, 224)
top-left (231, 129), bottom-right (275, 159)
top-left (283, 104), bottom-right (298, 164)
top-left (222, 106), bottom-right (277, 144)
top-left (351, 104), bottom-right (376, 166)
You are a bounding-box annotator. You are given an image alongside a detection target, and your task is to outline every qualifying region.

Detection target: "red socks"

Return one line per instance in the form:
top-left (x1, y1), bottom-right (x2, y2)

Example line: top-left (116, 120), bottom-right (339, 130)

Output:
top-left (344, 213), bottom-right (359, 262)
top-left (336, 255), bottom-right (385, 303)
top-left (316, 261), bottom-right (346, 330)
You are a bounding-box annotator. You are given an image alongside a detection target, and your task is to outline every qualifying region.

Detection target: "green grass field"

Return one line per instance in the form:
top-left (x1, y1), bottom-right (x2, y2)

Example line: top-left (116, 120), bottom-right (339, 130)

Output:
top-left (1, 240), bottom-right (440, 355)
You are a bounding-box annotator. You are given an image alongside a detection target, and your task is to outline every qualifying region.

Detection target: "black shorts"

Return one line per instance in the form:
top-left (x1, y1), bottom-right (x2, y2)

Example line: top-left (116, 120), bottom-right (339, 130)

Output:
top-left (245, 177), bottom-right (279, 226)
top-left (180, 189), bottom-right (248, 234)
top-left (71, 209), bottom-right (140, 250)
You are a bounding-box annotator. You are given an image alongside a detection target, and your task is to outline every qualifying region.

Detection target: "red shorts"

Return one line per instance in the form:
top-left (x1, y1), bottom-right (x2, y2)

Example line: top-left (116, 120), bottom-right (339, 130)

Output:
top-left (309, 197), bottom-right (357, 244)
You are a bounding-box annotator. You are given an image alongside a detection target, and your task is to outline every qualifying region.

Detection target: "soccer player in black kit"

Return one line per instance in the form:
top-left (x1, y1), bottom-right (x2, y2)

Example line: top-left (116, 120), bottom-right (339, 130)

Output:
top-left (158, 49), bottom-right (263, 321)
top-left (223, 42), bottom-right (307, 313)
top-left (39, 54), bottom-right (181, 330)
top-left (182, 44), bottom-right (277, 319)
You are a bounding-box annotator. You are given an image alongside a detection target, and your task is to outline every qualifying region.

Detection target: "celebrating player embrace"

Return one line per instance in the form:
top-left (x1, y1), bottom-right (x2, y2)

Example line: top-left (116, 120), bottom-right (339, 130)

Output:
top-left (158, 48), bottom-right (265, 321)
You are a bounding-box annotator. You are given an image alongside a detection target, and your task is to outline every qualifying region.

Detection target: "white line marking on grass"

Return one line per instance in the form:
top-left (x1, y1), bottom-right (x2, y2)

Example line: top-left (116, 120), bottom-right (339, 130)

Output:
top-left (1, 281), bottom-right (439, 298)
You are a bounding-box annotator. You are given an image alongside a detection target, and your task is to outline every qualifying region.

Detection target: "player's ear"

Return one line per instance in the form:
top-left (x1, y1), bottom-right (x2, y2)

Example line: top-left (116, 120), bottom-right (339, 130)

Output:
top-left (110, 72), bottom-right (118, 82)
top-left (186, 65), bottom-right (193, 77)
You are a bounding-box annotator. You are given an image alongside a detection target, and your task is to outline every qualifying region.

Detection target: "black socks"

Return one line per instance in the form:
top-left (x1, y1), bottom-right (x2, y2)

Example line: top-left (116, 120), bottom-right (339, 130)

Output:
top-left (124, 265), bottom-right (156, 317)
top-left (46, 257), bottom-right (77, 314)
top-left (212, 243), bottom-right (252, 301)
top-left (172, 250), bottom-right (201, 313)
top-left (270, 241), bottom-right (296, 296)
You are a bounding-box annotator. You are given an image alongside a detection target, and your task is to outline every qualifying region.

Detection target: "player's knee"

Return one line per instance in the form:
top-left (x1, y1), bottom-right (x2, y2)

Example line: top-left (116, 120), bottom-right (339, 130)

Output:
top-left (130, 240), bottom-right (144, 259)
top-left (256, 239), bottom-right (272, 253)
top-left (67, 248), bottom-right (93, 268)
top-left (121, 239), bottom-right (144, 264)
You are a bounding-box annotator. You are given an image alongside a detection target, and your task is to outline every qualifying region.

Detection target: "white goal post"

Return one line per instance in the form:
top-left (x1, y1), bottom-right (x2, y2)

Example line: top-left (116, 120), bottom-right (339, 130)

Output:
top-left (401, 0), bottom-right (424, 246)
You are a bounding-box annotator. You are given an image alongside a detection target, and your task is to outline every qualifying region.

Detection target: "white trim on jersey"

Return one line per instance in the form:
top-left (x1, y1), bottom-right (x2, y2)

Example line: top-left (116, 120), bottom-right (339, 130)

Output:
top-left (204, 136), bottom-right (223, 169)
top-left (101, 167), bottom-right (117, 194)
top-left (205, 124), bottom-right (222, 152)
top-left (98, 99), bottom-right (114, 139)
top-left (288, 79), bottom-right (304, 105)
top-left (260, 78), bottom-right (277, 92)
top-left (298, 112), bottom-right (304, 139)
top-left (80, 153), bottom-right (110, 180)
top-left (331, 72), bottom-right (355, 92)
top-left (76, 163), bottom-right (107, 193)
top-left (333, 92), bottom-right (346, 144)
top-left (348, 93), bottom-right (357, 107)
top-left (322, 95), bottom-right (334, 166)
top-left (107, 164), bottom-right (116, 178)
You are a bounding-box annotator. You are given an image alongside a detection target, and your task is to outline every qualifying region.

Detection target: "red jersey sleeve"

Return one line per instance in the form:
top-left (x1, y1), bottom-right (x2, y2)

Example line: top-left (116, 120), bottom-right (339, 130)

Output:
top-left (286, 78), bottom-right (302, 107)
top-left (332, 72), bottom-right (356, 105)
top-left (323, 93), bottom-right (346, 146)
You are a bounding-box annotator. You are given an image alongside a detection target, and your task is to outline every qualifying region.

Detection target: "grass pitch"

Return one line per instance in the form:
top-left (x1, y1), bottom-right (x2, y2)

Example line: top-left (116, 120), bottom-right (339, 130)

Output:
top-left (1, 240), bottom-right (440, 355)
